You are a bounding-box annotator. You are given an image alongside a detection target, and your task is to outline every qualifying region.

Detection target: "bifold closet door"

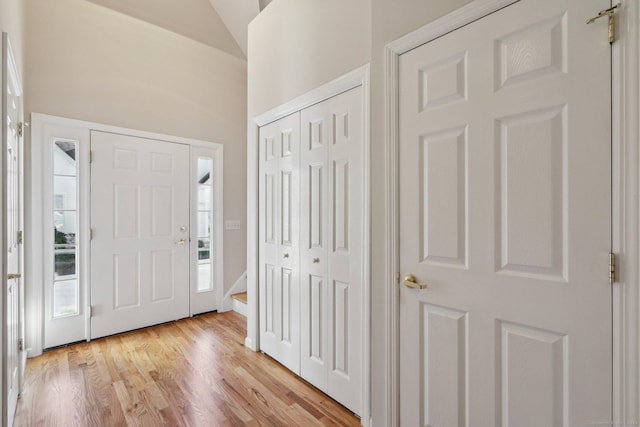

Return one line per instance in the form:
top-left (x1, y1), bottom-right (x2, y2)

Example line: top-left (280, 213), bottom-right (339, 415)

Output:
top-left (300, 86), bottom-right (363, 414)
top-left (258, 113), bottom-right (301, 373)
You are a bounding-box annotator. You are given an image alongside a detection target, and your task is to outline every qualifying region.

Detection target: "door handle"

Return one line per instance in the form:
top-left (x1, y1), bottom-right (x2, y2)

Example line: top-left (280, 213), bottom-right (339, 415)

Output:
top-left (403, 274), bottom-right (427, 290)
top-left (7, 273), bottom-right (21, 280)
top-left (176, 239), bottom-right (187, 245)
top-left (313, 258), bottom-right (320, 264)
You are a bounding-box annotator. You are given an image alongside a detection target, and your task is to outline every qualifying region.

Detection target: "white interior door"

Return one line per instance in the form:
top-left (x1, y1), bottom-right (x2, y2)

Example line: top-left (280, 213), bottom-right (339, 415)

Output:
top-left (3, 32), bottom-right (23, 427)
top-left (300, 87), bottom-right (363, 415)
top-left (90, 131), bottom-right (190, 339)
top-left (259, 113), bottom-right (301, 373)
top-left (399, 0), bottom-right (612, 425)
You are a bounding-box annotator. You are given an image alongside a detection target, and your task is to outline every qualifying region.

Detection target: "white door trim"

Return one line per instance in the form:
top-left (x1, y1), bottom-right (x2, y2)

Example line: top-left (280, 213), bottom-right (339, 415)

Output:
top-left (247, 64), bottom-right (371, 424)
top-left (384, 0), bottom-right (638, 425)
top-left (2, 31), bottom-right (24, 427)
top-left (28, 113), bottom-right (224, 357)
top-left (611, 1), bottom-right (640, 424)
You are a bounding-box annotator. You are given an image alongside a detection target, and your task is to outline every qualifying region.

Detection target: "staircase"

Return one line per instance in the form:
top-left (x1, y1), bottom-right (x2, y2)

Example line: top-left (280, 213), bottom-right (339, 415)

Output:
top-left (231, 292), bottom-right (247, 317)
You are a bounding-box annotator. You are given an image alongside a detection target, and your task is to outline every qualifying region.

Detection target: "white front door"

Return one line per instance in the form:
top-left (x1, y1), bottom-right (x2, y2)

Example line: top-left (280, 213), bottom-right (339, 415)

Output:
top-left (399, 0), bottom-right (612, 425)
top-left (3, 32), bottom-right (23, 427)
top-left (90, 131), bottom-right (190, 339)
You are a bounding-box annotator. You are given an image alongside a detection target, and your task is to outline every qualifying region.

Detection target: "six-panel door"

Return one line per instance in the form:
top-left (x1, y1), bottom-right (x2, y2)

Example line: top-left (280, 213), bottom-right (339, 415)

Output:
top-left (399, 0), bottom-right (612, 425)
top-left (259, 113), bottom-right (301, 373)
top-left (90, 131), bottom-right (191, 339)
top-left (300, 87), bottom-right (363, 414)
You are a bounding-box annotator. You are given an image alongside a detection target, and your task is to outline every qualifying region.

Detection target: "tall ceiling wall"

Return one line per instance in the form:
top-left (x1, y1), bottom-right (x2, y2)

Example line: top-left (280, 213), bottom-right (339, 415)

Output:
top-left (86, 0), bottom-right (245, 58)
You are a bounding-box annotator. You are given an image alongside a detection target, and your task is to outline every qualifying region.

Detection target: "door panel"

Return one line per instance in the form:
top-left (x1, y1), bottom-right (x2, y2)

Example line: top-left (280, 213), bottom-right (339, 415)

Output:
top-left (419, 127), bottom-right (467, 267)
top-left (91, 131), bottom-right (190, 339)
top-left (259, 113), bottom-right (301, 374)
top-left (300, 87), bottom-right (363, 414)
top-left (399, 0), bottom-right (611, 425)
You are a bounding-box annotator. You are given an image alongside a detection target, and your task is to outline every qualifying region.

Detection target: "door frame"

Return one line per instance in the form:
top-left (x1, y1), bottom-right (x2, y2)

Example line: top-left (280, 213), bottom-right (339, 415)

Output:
top-left (2, 31), bottom-right (24, 427)
top-left (27, 113), bottom-right (224, 356)
top-left (384, 0), bottom-right (639, 425)
top-left (247, 64), bottom-right (371, 423)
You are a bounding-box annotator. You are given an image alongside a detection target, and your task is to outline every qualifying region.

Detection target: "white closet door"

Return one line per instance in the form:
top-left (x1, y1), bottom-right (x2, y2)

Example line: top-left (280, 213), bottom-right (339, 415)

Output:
top-left (300, 87), bottom-right (363, 414)
top-left (259, 113), bottom-right (301, 373)
top-left (90, 131), bottom-right (190, 339)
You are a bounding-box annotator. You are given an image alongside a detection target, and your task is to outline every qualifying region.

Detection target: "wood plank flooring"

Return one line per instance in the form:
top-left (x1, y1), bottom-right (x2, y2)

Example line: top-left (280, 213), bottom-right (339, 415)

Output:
top-left (14, 312), bottom-right (360, 427)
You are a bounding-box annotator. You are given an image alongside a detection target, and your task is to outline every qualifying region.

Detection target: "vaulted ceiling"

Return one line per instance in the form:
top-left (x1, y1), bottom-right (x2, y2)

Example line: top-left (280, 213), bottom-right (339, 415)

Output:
top-left (85, 0), bottom-right (272, 58)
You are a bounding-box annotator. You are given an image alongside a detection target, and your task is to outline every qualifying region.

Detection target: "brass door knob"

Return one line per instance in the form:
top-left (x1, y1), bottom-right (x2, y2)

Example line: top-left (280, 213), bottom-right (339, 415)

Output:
top-left (403, 274), bottom-right (427, 290)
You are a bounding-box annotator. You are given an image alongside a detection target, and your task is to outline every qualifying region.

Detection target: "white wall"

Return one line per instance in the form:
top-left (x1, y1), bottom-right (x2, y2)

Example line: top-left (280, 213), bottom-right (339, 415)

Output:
top-left (248, 0), bottom-right (474, 425)
top-left (1, 0), bottom-right (25, 74)
top-left (25, 0), bottom-right (248, 302)
top-left (247, 0), bottom-right (371, 118)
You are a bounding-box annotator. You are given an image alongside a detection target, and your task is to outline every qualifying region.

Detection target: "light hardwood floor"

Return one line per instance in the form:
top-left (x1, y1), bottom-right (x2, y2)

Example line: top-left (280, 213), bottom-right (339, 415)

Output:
top-left (14, 312), bottom-right (361, 426)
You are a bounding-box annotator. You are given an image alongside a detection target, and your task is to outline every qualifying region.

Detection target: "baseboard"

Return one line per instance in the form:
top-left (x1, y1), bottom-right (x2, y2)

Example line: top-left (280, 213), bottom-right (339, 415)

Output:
top-left (245, 336), bottom-right (256, 351)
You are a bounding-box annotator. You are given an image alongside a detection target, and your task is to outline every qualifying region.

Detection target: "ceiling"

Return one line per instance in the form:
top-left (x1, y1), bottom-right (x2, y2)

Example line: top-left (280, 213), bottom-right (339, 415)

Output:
top-left (86, 0), bottom-right (272, 58)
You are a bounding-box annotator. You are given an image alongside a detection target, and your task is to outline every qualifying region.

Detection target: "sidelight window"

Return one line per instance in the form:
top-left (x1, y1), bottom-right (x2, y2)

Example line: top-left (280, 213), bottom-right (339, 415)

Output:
top-left (197, 157), bottom-right (214, 292)
top-left (52, 140), bottom-right (79, 318)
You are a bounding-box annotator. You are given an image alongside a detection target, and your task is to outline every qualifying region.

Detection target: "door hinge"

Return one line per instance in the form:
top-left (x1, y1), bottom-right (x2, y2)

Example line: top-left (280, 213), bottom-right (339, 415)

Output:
top-left (90, 228), bottom-right (94, 240)
top-left (89, 306), bottom-right (93, 317)
top-left (609, 252), bottom-right (617, 283)
top-left (17, 338), bottom-right (24, 353)
top-left (396, 272), bottom-right (401, 284)
top-left (17, 122), bottom-right (23, 138)
top-left (89, 150), bottom-right (93, 163)
top-left (17, 230), bottom-right (23, 245)
top-left (587, 4), bottom-right (619, 44)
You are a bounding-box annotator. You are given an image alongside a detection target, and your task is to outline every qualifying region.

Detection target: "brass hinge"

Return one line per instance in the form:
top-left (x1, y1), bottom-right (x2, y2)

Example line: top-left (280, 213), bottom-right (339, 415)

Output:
top-left (396, 272), bottom-right (400, 284)
top-left (17, 338), bottom-right (24, 353)
top-left (609, 252), bottom-right (617, 283)
top-left (17, 122), bottom-right (23, 138)
top-left (587, 4), bottom-right (619, 44)
top-left (17, 230), bottom-right (23, 245)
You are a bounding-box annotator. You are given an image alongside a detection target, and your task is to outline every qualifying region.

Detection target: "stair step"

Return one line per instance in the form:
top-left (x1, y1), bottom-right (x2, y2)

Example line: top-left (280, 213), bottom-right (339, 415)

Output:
top-left (231, 292), bottom-right (247, 304)
top-left (231, 292), bottom-right (248, 317)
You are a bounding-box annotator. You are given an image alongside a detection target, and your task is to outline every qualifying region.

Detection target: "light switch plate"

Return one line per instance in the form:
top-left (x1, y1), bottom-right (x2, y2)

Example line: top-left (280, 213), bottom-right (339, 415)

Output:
top-left (225, 220), bottom-right (241, 230)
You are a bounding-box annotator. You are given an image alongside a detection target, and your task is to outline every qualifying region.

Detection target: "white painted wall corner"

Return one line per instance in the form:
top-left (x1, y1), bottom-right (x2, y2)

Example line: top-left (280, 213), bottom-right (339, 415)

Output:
top-left (221, 270), bottom-right (247, 312)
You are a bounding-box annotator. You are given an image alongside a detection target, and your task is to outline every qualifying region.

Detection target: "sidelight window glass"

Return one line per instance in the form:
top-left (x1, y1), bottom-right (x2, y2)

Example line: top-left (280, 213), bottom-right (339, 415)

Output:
top-left (52, 140), bottom-right (79, 317)
top-left (197, 157), bottom-right (214, 292)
